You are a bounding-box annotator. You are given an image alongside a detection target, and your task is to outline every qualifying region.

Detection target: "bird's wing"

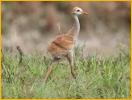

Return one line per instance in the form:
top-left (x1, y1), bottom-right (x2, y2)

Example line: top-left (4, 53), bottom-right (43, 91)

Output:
top-left (52, 35), bottom-right (74, 50)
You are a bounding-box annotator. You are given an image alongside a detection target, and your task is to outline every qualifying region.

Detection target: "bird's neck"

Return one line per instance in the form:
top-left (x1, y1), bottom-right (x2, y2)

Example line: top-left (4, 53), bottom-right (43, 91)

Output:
top-left (73, 15), bottom-right (80, 36)
top-left (68, 15), bottom-right (80, 40)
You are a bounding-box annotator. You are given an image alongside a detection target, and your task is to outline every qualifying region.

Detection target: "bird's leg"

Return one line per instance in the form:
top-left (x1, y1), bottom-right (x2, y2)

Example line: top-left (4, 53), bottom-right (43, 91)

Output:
top-left (44, 58), bottom-right (58, 82)
top-left (66, 51), bottom-right (76, 79)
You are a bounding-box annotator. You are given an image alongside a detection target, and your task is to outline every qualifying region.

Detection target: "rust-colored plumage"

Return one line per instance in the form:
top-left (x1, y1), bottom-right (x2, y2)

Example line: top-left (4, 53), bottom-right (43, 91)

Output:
top-left (48, 35), bottom-right (74, 57)
top-left (44, 7), bottom-right (88, 82)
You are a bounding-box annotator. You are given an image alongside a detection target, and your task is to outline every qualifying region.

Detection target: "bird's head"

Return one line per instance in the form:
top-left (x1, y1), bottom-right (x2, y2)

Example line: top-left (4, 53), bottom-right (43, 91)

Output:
top-left (72, 7), bottom-right (88, 16)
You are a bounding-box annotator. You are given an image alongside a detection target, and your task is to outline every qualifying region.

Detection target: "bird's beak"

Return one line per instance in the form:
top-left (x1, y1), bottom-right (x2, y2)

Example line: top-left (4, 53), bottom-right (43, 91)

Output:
top-left (83, 11), bottom-right (88, 15)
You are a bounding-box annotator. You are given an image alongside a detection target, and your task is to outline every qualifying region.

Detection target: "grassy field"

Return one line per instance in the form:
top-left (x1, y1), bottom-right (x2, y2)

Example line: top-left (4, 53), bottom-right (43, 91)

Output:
top-left (2, 47), bottom-right (130, 99)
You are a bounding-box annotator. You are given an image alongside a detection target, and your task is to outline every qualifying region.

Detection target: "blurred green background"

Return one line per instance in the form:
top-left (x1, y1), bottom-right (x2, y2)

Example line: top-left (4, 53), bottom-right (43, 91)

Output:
top-left (2, 1), bottom-right (130, 56)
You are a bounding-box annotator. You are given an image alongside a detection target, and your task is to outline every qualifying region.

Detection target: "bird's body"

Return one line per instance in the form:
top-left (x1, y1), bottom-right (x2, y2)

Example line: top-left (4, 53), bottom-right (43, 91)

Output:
top-left (44, 7), bottom-right (88, 82)
top-left (48, 34), bottom-right (74, 59)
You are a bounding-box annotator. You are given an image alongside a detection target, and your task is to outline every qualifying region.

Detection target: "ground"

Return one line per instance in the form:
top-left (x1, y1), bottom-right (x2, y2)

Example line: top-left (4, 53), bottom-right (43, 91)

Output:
top-left (2, 47), bottom-right (130, 98)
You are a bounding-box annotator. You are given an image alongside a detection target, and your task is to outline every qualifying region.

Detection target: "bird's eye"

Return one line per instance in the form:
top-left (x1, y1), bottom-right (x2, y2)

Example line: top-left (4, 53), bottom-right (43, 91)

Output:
top-left (77, 9), bottom-right (80, 12)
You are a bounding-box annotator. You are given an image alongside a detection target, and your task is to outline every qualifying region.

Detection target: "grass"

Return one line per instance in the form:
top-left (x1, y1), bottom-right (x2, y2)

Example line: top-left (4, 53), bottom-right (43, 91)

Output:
top-left (2, 47), bottom-right (130, 99)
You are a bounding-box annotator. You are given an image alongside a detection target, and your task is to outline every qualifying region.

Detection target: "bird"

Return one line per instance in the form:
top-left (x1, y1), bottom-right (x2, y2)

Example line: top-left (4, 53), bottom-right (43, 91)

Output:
top-left (44, 7), bottom-right (88, 82)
